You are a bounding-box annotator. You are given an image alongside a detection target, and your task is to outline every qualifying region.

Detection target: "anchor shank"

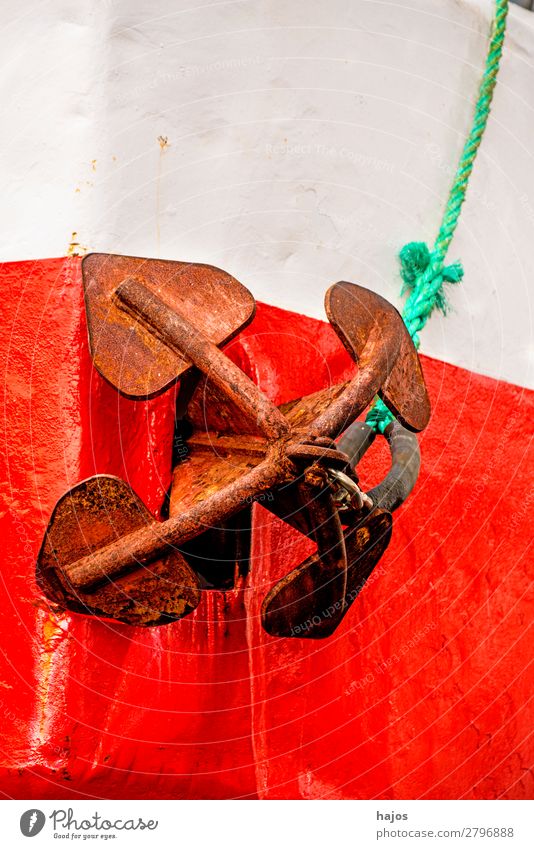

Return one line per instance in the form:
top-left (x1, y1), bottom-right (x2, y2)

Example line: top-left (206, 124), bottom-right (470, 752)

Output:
top-left (309, 327), bottom-right (402, 438)
top-left (115, 277), bottom-right (289, 440)
top-left (62, 451), bottom-right (292, 592)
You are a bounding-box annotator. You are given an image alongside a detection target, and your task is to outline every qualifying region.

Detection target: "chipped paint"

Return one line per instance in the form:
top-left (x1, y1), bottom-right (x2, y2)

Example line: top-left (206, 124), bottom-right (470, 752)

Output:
top-left (67, 232), bottom-right (87, 257)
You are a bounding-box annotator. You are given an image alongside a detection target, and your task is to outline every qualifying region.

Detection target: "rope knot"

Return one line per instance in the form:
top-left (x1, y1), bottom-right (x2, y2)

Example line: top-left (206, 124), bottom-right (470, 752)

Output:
top-left (399, 241), bottom-right (464, 315)
top-left (399, 241), bottom-right (431, 288)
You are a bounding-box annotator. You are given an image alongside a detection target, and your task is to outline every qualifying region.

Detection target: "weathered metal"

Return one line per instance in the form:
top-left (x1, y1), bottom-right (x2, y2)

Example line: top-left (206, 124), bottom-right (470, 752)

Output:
top-left (262, 509), bottom-right (393, 638)
top-left (36, 476), bottom-right (201, 626)
top-left (262, 418), bottom-right (421, 637)
top-left (338, 419), bottom-right (422, 514)
top-left (36, 253), bottom-right (431, 635)
top-left (83, 253), bottom-right (257, 399)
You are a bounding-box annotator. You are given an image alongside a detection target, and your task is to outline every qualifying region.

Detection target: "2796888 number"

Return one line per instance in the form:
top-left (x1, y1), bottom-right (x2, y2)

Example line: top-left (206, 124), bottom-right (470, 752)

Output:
top-left (462, 828), bottom-right (514, 837)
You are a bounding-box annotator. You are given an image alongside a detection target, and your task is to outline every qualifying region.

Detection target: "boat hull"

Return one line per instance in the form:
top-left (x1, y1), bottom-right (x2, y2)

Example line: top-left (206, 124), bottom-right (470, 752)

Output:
top-left (0, 257), bottom-right (532, 800)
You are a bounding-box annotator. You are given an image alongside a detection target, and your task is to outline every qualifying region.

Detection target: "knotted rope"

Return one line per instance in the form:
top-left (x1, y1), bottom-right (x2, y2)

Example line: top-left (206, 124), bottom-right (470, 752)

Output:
top-left (366, 0), bottom-right (509, 434)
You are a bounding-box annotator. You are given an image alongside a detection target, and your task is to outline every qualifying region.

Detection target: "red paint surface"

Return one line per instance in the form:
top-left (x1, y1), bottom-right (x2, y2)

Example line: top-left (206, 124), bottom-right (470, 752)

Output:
top-left (0, 257), bottom-right (532, 800)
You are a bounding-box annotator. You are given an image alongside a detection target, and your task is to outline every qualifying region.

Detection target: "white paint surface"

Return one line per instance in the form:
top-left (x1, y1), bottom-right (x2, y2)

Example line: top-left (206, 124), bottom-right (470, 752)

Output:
top-left (1, 0), bottom-right (533, 388)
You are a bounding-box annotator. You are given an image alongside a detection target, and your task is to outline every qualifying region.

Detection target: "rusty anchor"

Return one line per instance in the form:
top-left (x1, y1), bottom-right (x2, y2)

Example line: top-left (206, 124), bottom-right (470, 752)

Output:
top-left (36, 253), bottom-right (430, 635)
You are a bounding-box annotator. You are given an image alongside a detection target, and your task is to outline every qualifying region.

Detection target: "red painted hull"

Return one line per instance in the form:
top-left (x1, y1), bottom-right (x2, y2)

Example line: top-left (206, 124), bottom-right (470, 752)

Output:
top-left (1, 258), bottom-right (532, 800)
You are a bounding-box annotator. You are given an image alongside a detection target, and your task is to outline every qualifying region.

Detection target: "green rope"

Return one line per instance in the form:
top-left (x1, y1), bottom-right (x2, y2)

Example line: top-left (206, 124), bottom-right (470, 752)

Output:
top-left (366, 0), bottom-right (509, 434)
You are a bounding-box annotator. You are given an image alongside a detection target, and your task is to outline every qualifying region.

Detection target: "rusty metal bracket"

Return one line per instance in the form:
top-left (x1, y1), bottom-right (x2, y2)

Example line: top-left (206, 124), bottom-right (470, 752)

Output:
top-left (338, 419), bottom-right (422, 514)
top-left (261, 419), bottom-right (422, 638)
top-left (36, 253), bottom-right (430, 635)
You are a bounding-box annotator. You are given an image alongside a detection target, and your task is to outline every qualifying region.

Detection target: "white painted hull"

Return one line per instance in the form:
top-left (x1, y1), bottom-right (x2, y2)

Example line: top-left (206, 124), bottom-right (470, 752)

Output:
top-left (1, 0), bottom-right (532, 388)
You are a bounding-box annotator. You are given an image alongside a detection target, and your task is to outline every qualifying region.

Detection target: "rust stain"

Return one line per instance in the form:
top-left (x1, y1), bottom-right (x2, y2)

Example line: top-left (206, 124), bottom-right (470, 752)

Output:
top-left (66, 232), bottom-right (87, 257)
top-left (156, 138), bottom-right (169, 253)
